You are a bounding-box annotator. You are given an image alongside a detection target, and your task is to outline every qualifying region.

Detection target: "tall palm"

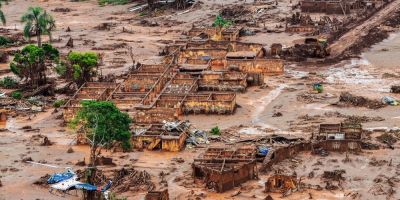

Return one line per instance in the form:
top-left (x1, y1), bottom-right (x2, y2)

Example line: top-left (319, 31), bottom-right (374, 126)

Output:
top-left (0, 0), bottom-right (8, 25)
top-left (21, 7), bottom-right (54, 47)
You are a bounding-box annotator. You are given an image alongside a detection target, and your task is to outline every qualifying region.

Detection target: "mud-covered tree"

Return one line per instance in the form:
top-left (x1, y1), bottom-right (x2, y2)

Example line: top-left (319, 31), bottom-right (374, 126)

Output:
top-left (10, 44), bottom-right (59, 88)
top-left (0, 0), bottom-right (8, 25)
top-left (212, 15), bottom-right (232, 41)
top-left (21, 7), bottom-right (55, 47)
top-left (70, 101), bottom-right (132, 166)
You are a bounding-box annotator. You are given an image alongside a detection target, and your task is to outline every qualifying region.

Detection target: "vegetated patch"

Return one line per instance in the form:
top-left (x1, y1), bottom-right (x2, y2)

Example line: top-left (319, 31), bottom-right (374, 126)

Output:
top-left (0, 76), bottom-right (18, 89)
top-left (98, 0), bottom-right (133, 6)
top-left (0, 36), bottom-right (14, 47)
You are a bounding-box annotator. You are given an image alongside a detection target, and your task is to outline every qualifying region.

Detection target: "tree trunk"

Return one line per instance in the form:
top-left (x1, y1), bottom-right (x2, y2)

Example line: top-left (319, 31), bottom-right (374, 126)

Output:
top-left (48, 32), bottom-right (53, 43)
top-left (37, 28), bottom-right (41, 47)
top-left (148, 0), bottom-right (154, 10)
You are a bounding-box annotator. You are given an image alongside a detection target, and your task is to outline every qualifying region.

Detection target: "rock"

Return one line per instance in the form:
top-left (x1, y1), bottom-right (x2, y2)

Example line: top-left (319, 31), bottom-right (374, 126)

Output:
top-left (95, 156), bottom-right (116, 166)
top-left (75, 160), bottom-right (86, 166)
top-left (67, 147), bottom-right (74, 153)
top-left (22, 157), bottom-right (33, 162)
top-left (272, 112), bottom-right (282, 117)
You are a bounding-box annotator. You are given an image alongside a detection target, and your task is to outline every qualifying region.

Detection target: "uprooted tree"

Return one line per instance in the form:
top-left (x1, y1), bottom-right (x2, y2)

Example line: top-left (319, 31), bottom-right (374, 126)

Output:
top-left (70, 100), bottom-right (132, 200)
top-left (56, 51), bottom-right (99, 86)
top-left (21, 7), bottom-right (55, 47)
top-left (10, 44), bottom-right (59, 88)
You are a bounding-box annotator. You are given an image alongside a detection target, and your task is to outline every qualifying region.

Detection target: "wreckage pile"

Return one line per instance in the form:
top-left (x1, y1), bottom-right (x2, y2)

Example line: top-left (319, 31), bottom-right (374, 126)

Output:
top-left (76, 167), bottom-right (155, 193)
top-left (338, 92), bottom-right (385, 109)
top-left (111, 168), bottom-right (155, 193)
top-left (391, 85), bottom-right (400, 93)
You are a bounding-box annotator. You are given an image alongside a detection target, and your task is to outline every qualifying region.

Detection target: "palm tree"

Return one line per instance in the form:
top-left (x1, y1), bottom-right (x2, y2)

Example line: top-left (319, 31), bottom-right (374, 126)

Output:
top-left (0, 0), bottom-right (8, 25)
top-left (21, 7), bottom-right (55, 47)
top-left (44, 12), bottom-right (56, 43)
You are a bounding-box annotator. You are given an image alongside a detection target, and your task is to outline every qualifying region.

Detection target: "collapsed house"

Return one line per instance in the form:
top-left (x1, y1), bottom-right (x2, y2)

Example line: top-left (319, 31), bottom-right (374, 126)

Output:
top-left (145, 189), bottom-right (169, 200)
top-left (131, 121), bottom-right (189, 152)
top-left (300, 0), bottom-right (363, 14)
top-left (261, 123), bottom-right (363, 171)
top-left (300, 0), bottom-right (387, 15)
top-left (192, 147), bottom-right (257, 192)
top-left (265, 174), bottom-right (298, 193)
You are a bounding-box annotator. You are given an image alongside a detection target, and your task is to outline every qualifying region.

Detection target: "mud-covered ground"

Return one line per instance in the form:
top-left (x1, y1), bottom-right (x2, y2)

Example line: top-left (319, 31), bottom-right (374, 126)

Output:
top-left (1, 0), bottom-right (400, 200)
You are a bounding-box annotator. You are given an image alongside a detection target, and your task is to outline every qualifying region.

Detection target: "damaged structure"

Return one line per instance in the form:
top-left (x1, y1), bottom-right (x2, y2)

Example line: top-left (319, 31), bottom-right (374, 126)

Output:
top-left (261, 123), bottom-right (363, 171)
top-left (63, 25), bottom-right (285, 151)
top-left (300, 0), bottom-right (364, 15)
top-left (265, 174), bottom-right (298, 193)
top-left (192, 147), bottom-right (257, 192)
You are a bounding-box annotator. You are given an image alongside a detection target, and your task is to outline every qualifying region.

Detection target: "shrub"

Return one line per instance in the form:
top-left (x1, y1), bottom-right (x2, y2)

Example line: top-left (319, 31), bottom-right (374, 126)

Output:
top-left (55, 62), bottom-right (67, 77)
top-left (210, 126), bottom-right (221, 135)
top-left (11, 91), bottom-right (22, 99)
top-left (53, 99), bottom-right (66, 108)
top-left (98, 0), bottom-right (131, 6)
top-left (0, 36), bottom-right (13, 47)
top-left (0, 76), bottom-right (18, 88)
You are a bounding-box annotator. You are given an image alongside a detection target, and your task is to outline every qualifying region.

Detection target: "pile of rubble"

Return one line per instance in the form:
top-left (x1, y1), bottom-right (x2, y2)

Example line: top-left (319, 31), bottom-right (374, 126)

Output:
top-left (338, 92), bottom-right (385, 109)
top-left (111, 168), bottom-right (155, 193)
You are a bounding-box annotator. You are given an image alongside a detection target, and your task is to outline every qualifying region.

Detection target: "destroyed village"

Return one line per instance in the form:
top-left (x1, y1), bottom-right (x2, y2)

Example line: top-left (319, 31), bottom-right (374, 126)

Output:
top-left (1, 0), bottom-right (400, 200)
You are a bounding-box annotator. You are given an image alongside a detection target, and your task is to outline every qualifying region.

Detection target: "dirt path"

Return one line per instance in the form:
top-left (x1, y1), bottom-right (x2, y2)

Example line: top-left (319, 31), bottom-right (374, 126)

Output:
top-left (328, 0), bottom-right (400, 58)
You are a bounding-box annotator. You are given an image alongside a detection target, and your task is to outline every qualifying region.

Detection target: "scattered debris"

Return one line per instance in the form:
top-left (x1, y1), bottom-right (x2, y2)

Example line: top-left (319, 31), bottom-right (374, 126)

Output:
top-left (29, 134), bottom-right (53, 146)
top-left (338, 92), bottom-right (385, 109)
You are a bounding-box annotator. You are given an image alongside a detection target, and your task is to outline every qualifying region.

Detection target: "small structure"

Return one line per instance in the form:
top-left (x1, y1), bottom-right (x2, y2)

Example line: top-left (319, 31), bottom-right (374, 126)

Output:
top-left (265, 175), bottom-right (298, 193)
top-left (145, 189), bottom-right (169, 200)
top-left (132, 122), bottom-right (189, 152)
top-left (316, 123), bottom-right (363, 140)
top-left (192, 146), bottom-right (257, 192)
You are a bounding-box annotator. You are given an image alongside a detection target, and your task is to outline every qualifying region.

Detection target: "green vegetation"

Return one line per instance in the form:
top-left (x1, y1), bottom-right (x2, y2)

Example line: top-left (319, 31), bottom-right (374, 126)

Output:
top-left (10, 44), bottom-right (59, 87)
top-left (210, 126), bottom-right (221, 135)
top-left (70, 101), bottom-right (132, 165)
top-left (11, 91), bottom-right (22, 99)
top-left (98, 0), bottom-right (131, 6)
top-left (212, 15), bottom-right (232, 41)
top-left (55, 62), bottom-right (67, 76)
top-left (21, 7), bottom-right (55, 47)
top-left (212, 15), bottom-right (232, 29)
top-left (0, 36), bottom-right (12, 46)
top-left (67, 52), bottom-right (98, 86)
top-left (0, 0), bottom-right (8, 25)
top-left (0, 76), bottom-right (18, 88)
top-left (53, 99), bottom-right (66, 108)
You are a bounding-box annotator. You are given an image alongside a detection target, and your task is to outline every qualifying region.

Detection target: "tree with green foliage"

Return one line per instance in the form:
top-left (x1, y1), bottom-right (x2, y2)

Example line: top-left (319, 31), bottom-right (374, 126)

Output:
top-left (66, 52), bottom-right (98, 86)
top-left (10, 44), bottom-right (59, 87)
top-left (0, 0), bottom-right (8, 25)
top-left (70, 101), bottom-right (132, 166)
top-left (21, 7), bottom-right (55, 47)
top-left (212, 15), bottom-right (232, 41)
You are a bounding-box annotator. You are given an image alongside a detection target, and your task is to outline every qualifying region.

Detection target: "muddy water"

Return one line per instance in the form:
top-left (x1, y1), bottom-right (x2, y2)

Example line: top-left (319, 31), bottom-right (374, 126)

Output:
top-left (362, 32), bottom-right (400, 70)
